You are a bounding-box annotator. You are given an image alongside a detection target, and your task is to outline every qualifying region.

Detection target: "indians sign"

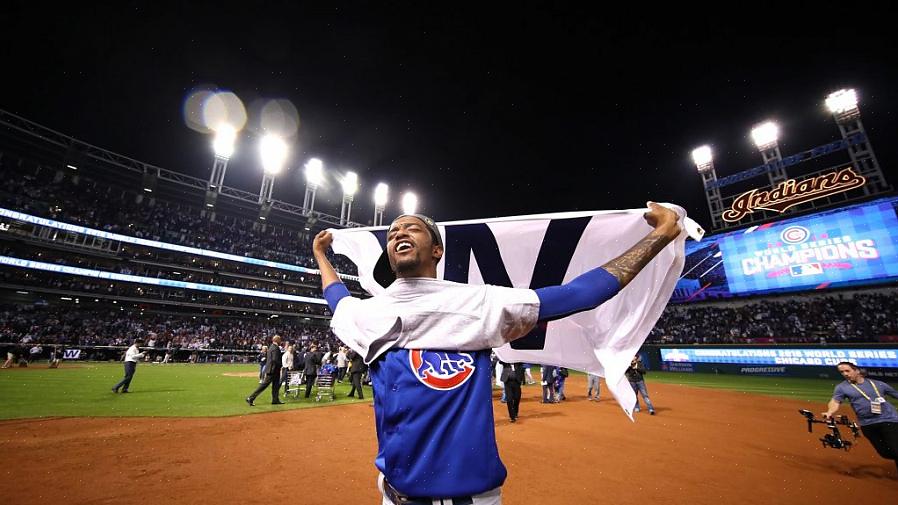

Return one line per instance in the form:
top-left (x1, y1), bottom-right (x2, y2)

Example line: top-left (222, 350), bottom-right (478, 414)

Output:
top-left (722, 167), bottom-right (866, 223)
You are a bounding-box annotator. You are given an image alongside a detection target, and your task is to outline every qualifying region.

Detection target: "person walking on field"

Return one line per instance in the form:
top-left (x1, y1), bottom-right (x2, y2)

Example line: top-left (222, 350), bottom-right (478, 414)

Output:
top-left (823, 361), bottom-right (898, 475)
top-left (336, 346), bottom-right (348, 383)
top-left (246, 335), bottom-right (284, 406)
top-left (347, 349), bottom-right (367, 399)
top-left (282, 343), bottom-right (295, 396)
top-left (500, 361), bottom-right (525, 423)
top-left (303, 345), bottom-right (323, 399)
top-left (587, 372), bottom-right (601, 401)
top-left (112, 338), bottom-right (145, 394)
top-left (626, 355), bottom-right (655, 415)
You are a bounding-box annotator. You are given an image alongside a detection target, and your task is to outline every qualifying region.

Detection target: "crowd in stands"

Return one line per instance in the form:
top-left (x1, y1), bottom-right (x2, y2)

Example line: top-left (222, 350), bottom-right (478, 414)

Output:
top-left (0, 155), bottom-right (358, 274)
top-left (0, 268), bottom-right (329, 315)
top-left (0, 244), bottom-right (326, 299)
top-left (4, 152), bottom-right (898, 354)
top-left (0, 304), bottom-right (339, 352)
top-left (648, 291), bottom-right (898, 344)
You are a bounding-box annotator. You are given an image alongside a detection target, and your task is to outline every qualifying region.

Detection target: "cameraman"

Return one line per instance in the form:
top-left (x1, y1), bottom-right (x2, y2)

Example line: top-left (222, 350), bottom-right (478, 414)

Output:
top-left (626, 355), bottom-right (655, 415)
top-left (823, 362), bottom-right (898, 474)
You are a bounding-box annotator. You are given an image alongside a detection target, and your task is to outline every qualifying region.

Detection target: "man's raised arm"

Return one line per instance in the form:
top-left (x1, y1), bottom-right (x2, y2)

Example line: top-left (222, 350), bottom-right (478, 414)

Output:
top-left (535, 202), bottom-right (682, 322)
top-left (601, 202), bottom-right (682, 289)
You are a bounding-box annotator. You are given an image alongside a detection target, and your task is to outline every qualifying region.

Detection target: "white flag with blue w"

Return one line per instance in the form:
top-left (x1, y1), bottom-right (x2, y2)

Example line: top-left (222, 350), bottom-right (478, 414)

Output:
top-left (330, 204), bottom-right (703, 418)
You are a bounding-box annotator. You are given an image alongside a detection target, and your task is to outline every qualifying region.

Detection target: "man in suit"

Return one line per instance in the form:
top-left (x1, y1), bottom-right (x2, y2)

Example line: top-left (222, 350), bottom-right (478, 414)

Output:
top-left (246, 335), bottom-right (284, 406)
top-left (500, 361), bottom-right (526, 422)
top-left (347, 349), bottom-right (367, 399)
top-left (303, 344), bottom-right (323, 399)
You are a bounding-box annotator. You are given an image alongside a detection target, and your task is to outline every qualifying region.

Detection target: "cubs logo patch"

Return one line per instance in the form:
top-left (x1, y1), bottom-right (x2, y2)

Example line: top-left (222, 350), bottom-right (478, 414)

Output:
top-left (781, 225), bottom-right (811, 244)
top-left (408, 350), bottom-right (476, 390)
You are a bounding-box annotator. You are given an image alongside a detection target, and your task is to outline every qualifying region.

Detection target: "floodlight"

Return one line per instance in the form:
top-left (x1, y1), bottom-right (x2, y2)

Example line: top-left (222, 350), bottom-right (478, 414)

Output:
top-left (826, 89), bottom-right (858, 115)
top-left (212, 124), bottom-right (237, 159)
top-left (751, 121), bottom-right (779, 149)
top-left (259, 134), bottom-right (288, 175)
top-left (691, 145), bottom-right (713, 168)
top-left (401, 192), bottom-right (418, 215)
top-left (304, 158), bottom-right (324, 186)
top-left (341, 171), bottom-right (358, 196)
top-left (374, 183), bottom-right (389, 207)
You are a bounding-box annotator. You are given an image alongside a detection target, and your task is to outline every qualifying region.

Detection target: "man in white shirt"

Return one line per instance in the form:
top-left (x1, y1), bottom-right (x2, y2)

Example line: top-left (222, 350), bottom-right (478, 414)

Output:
top-left (112, 338), bottom-right (146, 394)
top-left (282, 343), bottom-right (295, 396)
top-left (336, 346), bottom-right (348, 383)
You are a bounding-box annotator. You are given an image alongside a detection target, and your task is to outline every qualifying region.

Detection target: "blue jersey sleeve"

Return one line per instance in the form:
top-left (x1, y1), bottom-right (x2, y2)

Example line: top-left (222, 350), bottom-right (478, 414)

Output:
top-left (534, 267), bottom-right (621, 322)
top-left (323, 282), bottom-right (351, 312)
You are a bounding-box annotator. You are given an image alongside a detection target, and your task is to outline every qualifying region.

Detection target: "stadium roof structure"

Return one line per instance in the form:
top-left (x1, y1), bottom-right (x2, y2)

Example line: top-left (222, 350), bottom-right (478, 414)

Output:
top-left (0, 108), bottom-right (362, 231)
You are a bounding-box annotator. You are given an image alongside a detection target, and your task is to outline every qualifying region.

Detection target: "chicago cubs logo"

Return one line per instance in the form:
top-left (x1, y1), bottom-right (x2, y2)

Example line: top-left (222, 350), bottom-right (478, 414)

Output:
top-left (408, 350), bottom-right (476, 390)
top-left (781, 225), bottom-right (810, 244)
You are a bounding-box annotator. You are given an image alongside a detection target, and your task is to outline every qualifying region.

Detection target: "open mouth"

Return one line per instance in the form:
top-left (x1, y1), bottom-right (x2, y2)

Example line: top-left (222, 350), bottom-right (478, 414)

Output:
top-left (395, 241), bottom-right (414, 253)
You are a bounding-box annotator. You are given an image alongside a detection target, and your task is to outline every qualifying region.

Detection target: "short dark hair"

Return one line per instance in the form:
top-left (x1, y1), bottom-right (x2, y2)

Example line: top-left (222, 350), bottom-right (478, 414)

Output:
top-left (836, 361), bottom-right (859, 370)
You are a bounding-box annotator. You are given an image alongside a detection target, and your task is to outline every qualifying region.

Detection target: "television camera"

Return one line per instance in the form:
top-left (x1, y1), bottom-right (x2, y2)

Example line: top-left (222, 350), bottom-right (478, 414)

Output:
top-left (798, 409), bottom-right (861, 451)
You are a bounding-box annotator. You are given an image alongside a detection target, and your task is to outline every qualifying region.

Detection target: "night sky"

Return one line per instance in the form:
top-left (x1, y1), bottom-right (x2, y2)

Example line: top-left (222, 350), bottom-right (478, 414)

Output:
top-left (2, 2), bottom-right (897, 228)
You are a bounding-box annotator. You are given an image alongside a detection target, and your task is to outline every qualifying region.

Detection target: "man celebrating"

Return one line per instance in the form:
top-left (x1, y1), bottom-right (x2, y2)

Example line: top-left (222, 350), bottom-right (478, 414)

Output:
top-left (823, 362), bottom-right (898, 474)
top-left (313, 204), bottom-right (682, 504)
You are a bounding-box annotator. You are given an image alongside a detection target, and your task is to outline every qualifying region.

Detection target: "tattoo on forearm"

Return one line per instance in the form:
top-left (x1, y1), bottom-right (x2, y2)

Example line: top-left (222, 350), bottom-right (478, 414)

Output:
top-left (602, 233), bottom-right (671, 288)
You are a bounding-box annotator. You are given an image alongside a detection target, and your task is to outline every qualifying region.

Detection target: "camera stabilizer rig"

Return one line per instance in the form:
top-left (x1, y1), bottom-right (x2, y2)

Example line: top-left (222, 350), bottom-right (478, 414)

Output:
top-left (798, 409), bottom-right (861, 451)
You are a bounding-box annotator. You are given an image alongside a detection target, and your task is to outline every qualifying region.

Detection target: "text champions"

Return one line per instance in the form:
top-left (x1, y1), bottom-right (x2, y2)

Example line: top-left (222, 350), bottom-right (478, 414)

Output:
top-left (740, 235), bottom-right (879, 276)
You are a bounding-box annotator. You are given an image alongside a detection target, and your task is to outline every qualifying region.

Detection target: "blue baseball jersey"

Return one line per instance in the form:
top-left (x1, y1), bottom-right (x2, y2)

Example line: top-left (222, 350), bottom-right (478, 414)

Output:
top-left (370, 347), bottom-right (505, 497)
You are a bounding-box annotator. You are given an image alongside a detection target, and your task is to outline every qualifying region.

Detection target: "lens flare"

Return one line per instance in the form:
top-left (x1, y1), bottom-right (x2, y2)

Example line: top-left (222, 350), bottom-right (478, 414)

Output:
top-left (203, 91), bottom-right (247, 132)
top-left (260, 99), bottom-right (300, 138)
top-left (183, 85), bottom-right (217, 133)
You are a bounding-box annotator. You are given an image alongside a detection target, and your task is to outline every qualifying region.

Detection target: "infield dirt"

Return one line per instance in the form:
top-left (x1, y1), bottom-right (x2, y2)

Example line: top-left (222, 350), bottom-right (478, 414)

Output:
top-left (2, 375), bottom-right (895, 504)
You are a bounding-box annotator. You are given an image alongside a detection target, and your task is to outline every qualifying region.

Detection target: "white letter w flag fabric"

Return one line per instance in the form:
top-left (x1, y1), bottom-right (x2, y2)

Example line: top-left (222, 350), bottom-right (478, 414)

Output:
top-left (329, 204), bottom-right (703, 419)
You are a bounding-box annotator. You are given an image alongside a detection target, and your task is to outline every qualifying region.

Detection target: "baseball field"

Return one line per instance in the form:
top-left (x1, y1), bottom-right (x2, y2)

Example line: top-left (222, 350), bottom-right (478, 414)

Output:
top-left (1, 363), bottom-right (896, 504)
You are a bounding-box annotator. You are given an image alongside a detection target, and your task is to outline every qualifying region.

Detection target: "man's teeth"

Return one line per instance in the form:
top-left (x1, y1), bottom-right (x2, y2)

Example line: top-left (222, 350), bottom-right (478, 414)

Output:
top-left (396, 242), bottom-right (412, 252)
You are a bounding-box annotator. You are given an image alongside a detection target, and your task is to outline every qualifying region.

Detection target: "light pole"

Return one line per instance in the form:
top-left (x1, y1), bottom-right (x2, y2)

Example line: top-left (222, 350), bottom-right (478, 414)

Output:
top-left (825, 88), bottom-right (890, 194)
top-left (340, 171), bottom-right (358, 226)
top-left (205, 124), bottom-right (237, 210)
top-left (692, 145), bottom-right (724, 230)
top-left (750, 121), bottom-right (787, 187)
top-left (373, 183), bottom-right (388, 226)
top-left (302, 158), bottom-right (324, 214)
top-left (258, 134), bottom-right (288, 220)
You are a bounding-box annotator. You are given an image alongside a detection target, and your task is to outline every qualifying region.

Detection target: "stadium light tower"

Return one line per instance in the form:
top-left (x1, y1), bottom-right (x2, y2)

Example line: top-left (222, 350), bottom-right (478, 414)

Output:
top-left (750, 121), bottom-right (788, 187)
top-left (340, 171), bottom-right (358, 225)
top-left (258, 134), bottom-right (288, 219)
top-left (302, 158), bottom-right (324, 214)
top-left (692, 145), bottom-right (724, 230)
top-left (373, 183), bottom-right (388, 226)
top-left (205, 124), bottom-right (237, 210)
top-left (825, 88), bottom-right (890, 194)
top-left (401, 191), bottom-right (418, 215)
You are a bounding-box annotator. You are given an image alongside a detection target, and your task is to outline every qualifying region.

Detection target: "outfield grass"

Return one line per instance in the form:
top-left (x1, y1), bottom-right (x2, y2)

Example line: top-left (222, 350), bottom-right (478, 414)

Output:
top-left (0, 362), bottom-right (372, 420)
top-left (647, 371), bottom-right (841, 403)
top-left (0, 364), bottom-right (873, 420)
